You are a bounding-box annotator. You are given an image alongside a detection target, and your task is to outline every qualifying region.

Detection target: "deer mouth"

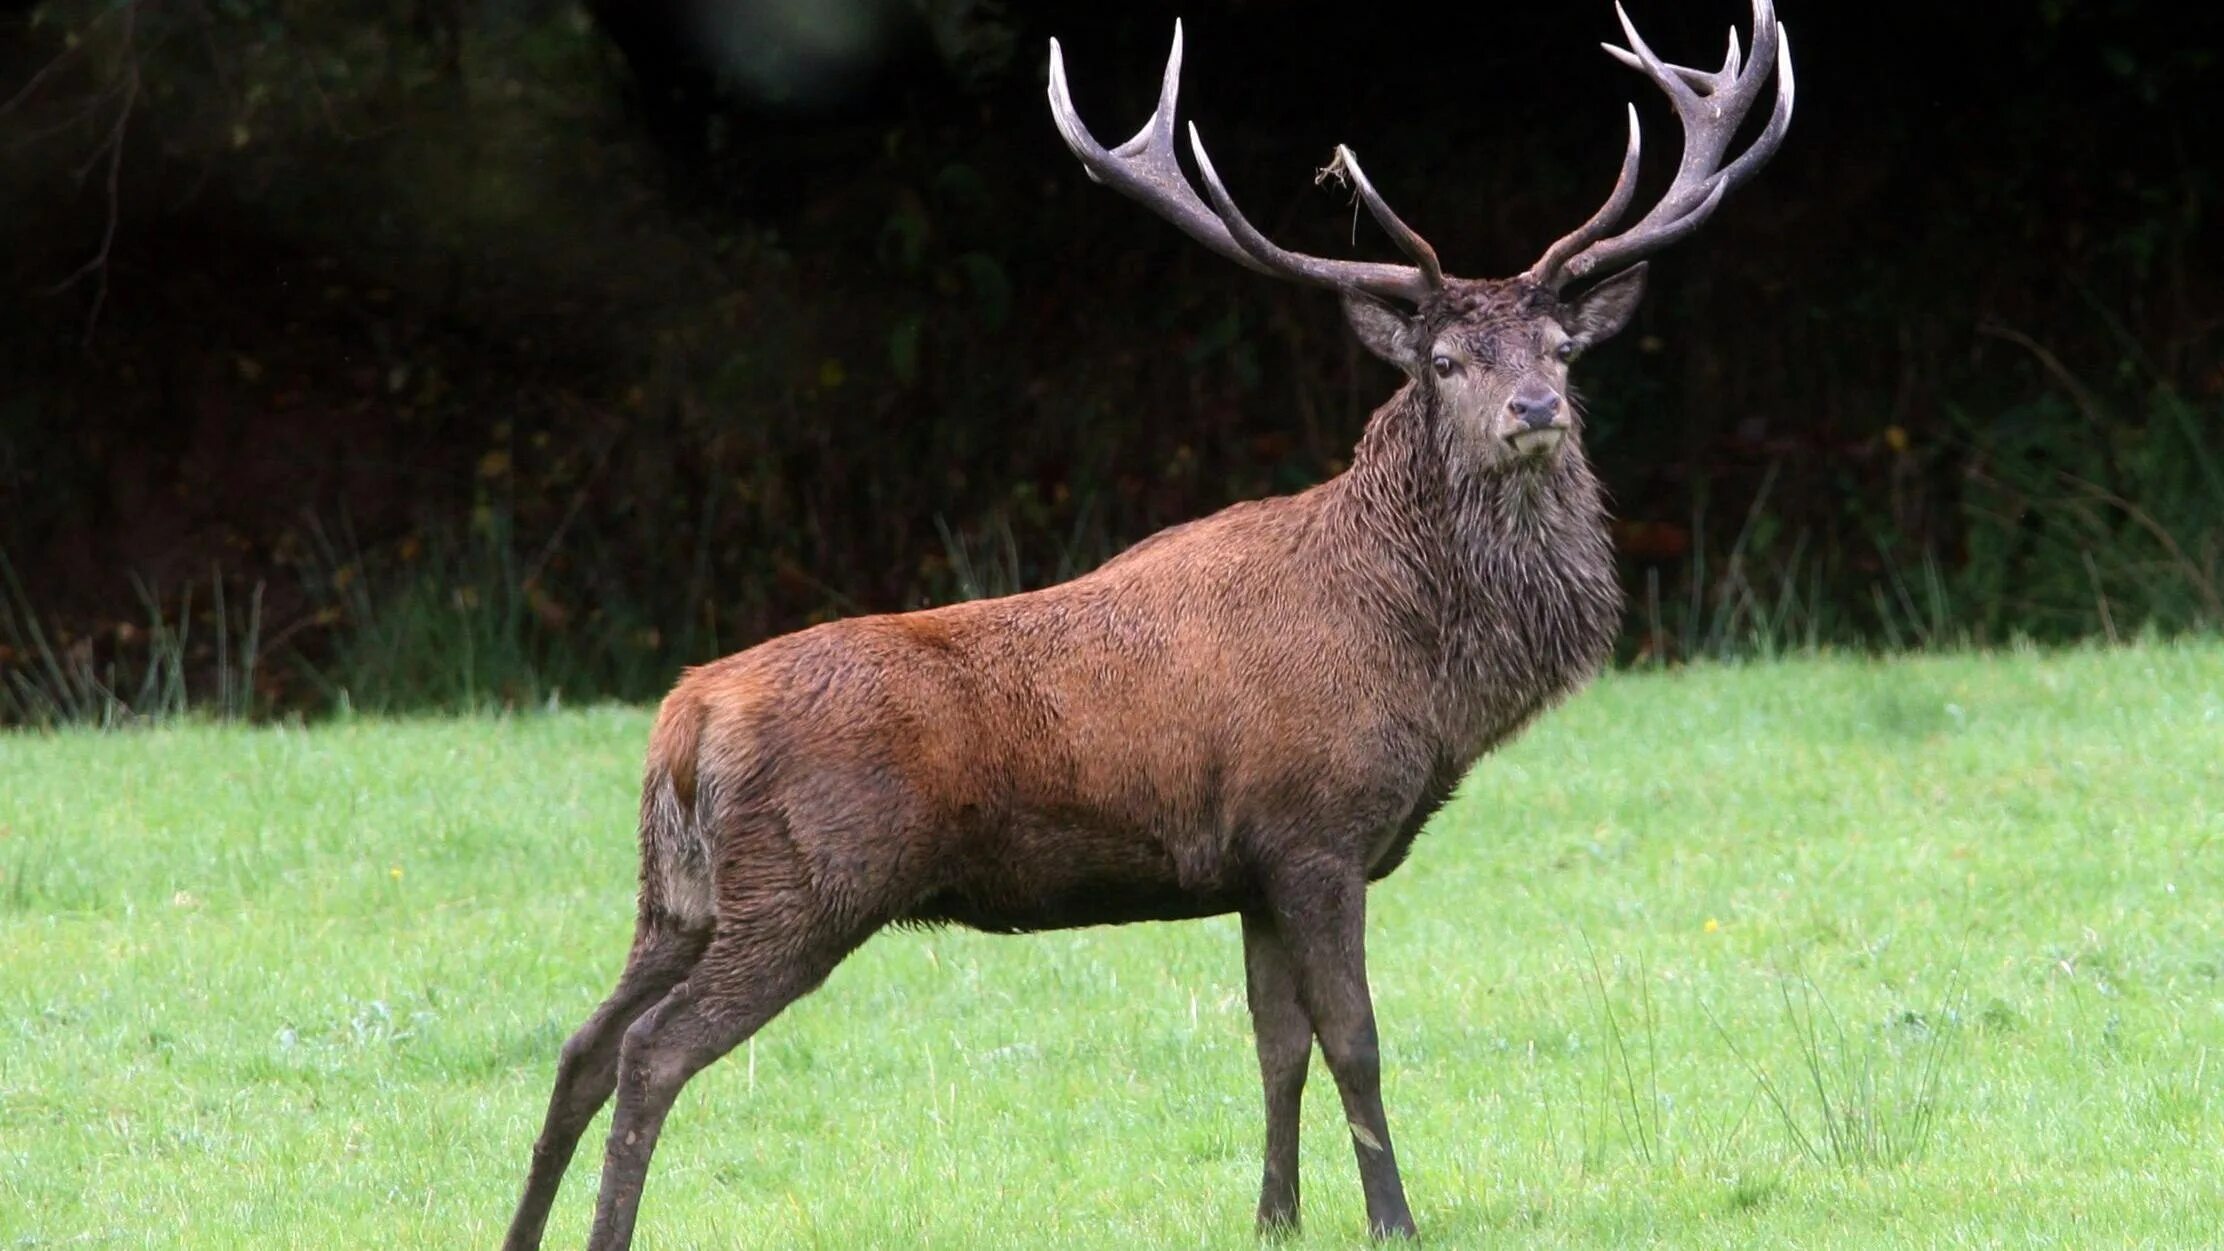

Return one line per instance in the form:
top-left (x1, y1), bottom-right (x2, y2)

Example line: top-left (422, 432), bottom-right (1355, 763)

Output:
top-left (1505, 427), bottom-right (1566, 457)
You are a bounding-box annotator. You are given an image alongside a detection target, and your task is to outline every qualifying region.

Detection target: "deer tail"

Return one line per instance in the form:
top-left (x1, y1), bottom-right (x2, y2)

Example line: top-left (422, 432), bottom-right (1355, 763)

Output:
top-left (638, 688), bottom-right (717, 932)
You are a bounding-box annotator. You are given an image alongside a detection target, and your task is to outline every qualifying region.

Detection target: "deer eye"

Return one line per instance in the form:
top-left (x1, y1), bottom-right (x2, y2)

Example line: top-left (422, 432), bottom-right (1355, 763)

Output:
top-left (1431, 354), bottom-right (1456, 379)
top-left (1555, 341), bottom-right (1583, 364)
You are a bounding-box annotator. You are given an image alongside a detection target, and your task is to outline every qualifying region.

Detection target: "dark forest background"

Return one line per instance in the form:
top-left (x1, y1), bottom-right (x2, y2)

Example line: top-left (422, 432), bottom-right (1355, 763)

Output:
top-left (0, 0), bottom-right (2217, 722)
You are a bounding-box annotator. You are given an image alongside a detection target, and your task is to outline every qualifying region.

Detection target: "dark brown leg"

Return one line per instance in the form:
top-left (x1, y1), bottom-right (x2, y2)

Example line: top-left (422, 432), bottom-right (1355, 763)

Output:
top-left (502, 914), bottom-right (709, 1251)
top-left (1264, 866), bottom-right (1415, 1240)
top-left (1242, 910), bottom-right (1312, 1234)
top-left (582, 908), bottom-right (862, 1251)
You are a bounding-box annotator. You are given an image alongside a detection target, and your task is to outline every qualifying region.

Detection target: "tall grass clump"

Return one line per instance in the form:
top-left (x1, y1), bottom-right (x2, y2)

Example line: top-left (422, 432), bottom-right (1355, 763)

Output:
top-left (1955, 345), bottom-right (2222, 643)
top-left (297, 513), bottom-right (673, 715)
top-left (0, 550), bottom-right (261, 729)
top-left (931, 496), bottom-right (1111, 603)
top-left (1713, 963), bottom-right (1965, 1171)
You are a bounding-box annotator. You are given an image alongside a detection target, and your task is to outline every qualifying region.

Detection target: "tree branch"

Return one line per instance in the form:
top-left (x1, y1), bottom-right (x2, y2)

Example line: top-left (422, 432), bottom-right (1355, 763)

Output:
top-left (37, 1), bottom-right (140, 352)
top-left (0, 0), bottom-right (125, 118)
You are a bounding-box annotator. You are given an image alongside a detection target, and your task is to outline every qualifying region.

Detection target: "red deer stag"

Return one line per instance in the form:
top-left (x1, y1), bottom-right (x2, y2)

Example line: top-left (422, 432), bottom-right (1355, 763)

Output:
top-left (501, 3), bottom-right (1792, 1245)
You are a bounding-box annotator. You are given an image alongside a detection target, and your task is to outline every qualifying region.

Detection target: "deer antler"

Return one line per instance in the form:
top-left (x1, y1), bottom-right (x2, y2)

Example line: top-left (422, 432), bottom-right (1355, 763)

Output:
top-left (1048, 21), bottom-right (1443, 306)
top-left (1527, 0), bottom-right (1796, 291)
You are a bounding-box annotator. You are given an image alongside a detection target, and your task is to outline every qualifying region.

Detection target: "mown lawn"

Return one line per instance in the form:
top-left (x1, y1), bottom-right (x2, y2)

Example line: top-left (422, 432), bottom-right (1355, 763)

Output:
top-left (2, 642), bottom-right (2220, 1248)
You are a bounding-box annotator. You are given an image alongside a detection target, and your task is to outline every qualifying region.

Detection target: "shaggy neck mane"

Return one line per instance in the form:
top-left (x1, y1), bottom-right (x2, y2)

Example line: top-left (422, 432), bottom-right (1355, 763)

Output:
top-left (1322, 381), bottom-right (1623, 750)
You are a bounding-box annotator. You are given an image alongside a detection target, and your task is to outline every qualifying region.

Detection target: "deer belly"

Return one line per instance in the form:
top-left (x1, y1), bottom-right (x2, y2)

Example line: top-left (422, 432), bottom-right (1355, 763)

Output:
top-left (899, 815), bottom-right (1250, 933)
top-left (904, 880), bottom-right (1247, 933)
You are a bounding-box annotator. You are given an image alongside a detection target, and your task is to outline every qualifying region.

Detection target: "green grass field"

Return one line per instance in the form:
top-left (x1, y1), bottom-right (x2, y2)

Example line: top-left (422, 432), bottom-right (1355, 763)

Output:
top-left (3, 643), bottom-right (2221, 1248)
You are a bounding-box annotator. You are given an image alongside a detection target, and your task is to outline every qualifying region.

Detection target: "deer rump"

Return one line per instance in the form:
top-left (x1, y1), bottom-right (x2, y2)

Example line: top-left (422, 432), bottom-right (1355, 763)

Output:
top-left (642, 492), bottom-right (1596, 939)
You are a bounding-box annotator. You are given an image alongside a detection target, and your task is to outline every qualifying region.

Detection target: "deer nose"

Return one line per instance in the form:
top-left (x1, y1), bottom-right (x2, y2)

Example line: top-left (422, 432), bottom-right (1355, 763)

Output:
top-left (1508, 386), bottom-right (1562, 429)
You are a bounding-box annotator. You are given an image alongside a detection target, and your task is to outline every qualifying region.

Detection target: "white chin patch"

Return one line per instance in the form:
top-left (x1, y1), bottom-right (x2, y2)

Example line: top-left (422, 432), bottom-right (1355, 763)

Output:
top-left (1506, 427), bottom-right (1565, 456)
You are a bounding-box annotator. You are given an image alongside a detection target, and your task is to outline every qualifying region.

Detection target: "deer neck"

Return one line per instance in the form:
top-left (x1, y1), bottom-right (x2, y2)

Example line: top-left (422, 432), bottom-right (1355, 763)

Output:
top-left (1330, 384), bottom-right (1623, 752)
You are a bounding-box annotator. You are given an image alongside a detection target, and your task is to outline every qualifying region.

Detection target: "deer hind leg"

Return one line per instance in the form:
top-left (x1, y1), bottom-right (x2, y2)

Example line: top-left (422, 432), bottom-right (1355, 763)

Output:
top-left (583, 892), bottom-right (866, 1251)
top-left (502, 911), bottom-right (711, 1251)
top-left (1242, 910), bottom-right (1313, 1234)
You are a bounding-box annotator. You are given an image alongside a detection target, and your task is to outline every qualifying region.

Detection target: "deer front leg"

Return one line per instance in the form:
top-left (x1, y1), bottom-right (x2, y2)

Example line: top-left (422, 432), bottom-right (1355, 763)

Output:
top-left (1261, 863), bottom-right (1416, 1240)
top-left (1241, 910), bottom-right (1313, 1234)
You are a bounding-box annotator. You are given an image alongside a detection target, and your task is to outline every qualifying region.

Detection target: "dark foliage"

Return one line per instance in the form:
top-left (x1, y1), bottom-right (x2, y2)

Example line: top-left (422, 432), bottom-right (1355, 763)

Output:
top-left (0, 0), bottom-right (2217, 717)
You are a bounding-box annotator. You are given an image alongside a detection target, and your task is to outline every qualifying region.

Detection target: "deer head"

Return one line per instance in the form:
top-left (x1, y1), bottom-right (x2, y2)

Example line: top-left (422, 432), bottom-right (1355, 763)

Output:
top-left (1048, 1), bottom-right (1794, 471)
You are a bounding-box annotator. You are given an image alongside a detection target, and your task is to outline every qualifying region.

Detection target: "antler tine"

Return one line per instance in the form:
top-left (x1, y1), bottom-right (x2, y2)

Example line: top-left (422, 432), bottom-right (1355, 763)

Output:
top-left (1047, 22), bottom-right (1441, 305)
top-left (1048, 23), bottom-right (1270, 274)
top-left (1533, 0), bottom-right (1795, 290)
top-left (1609, 1), bottom-right (1699, 106)
top-left (1111, 16), bottom-right (1184, 159)
top-left (1609, 22), bottom-right (1741, 94)
top-left (1321, 145), bottom-right (1444, 291)
top-left (1703, 25), bottom-right (1795, 204)
top-left (1187, 126), bottom-right (1437, 303)
top-left (1523, 104), bottom-right (1643, 287)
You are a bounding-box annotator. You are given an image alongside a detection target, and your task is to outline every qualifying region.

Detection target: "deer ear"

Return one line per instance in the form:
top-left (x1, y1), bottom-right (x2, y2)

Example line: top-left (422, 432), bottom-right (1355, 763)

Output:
top-left (1341, 290), bottom-right (1422, 372)
top-left (1561, 262), bottom-right (1647, 347)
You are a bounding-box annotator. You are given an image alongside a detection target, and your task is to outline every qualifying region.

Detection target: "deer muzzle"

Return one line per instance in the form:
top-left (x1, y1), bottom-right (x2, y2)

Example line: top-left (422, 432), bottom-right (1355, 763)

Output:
top-left (1503, 384), bottom-right (1568, 454)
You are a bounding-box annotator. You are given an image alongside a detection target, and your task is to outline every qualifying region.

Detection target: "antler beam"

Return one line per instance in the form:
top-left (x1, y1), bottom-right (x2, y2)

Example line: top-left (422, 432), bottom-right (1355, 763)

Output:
top-left (1048, 21), bottom-right (1443, 305)
top-left (1527, 0), bottom-right (1796, 291)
